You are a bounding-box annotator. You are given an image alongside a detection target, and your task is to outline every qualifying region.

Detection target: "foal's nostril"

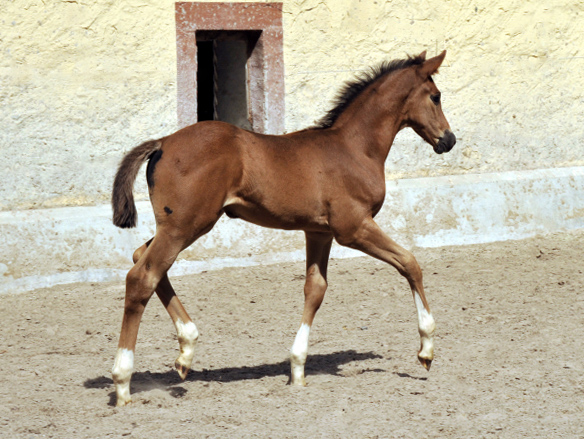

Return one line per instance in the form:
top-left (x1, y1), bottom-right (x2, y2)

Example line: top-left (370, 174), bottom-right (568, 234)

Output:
top-left (448, 130), bottom-right (456, 146)
top-left (447, 131), bottom-right (456, 151)
top-left (434, 130), bottom-right (456, 154)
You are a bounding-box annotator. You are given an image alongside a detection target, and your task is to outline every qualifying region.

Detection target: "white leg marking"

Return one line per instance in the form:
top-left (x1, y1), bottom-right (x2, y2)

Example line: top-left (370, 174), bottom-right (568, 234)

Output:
top-left (112, 348), bottom-right (134, 406)
top-left (175, 319), bottom-right (199, 379)
top-left (414, 291), bottom-right (436, 361)
top-left (290, 323), bottom-right (311, 386)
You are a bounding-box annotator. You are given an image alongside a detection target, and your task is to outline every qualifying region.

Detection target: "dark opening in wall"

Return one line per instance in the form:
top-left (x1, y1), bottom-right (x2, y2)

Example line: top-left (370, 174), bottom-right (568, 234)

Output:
top-left (176, 2), bottom-right (285, 134)
top-left (196, 40), bottom-right (215, 122)
top-left (196, 31), bottom-right (261, 131)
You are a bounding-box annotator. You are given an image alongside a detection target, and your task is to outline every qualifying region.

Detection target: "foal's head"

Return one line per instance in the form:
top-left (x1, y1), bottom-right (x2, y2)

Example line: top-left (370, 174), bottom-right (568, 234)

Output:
top-left (403, 50), bottom-right (456, 154)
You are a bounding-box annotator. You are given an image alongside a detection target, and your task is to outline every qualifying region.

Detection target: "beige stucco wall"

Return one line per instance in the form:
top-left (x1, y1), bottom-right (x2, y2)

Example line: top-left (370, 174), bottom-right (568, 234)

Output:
top-left (2, 0), bottom-right (584, 291)
top-left (1, 0), bottom-right (177, 211)
top-left (285, 0), bottom-right (584, 180)
top-left (2, 0), bottom-right (583, 212)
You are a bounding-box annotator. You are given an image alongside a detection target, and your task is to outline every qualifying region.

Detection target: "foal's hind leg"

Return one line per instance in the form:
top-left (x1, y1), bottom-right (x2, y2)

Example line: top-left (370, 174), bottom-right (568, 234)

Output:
top-left (157, 275), bottom-right (199, 379)
top-left (130, 242), bottom-right (199, 380)
top-left (112, 233), bottom-right (184, 406)
top-left (290, 232), bottom-right (333, 386)
top-left (336, 218), bottom-right (436, 370)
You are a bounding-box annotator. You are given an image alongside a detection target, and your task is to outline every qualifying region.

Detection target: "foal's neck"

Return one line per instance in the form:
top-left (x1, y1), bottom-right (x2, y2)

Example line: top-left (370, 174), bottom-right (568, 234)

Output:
top-left (335, 70), bottom-right (414, 162)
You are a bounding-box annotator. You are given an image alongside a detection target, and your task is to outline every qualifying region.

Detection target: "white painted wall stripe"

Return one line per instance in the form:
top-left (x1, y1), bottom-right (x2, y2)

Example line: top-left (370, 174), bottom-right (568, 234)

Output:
top-left (1, 167), bottom-right (583, 294)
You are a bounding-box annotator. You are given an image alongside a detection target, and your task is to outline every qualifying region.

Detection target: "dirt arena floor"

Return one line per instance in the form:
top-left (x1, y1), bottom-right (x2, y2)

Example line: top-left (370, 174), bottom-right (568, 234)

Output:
top-left (1, 230), bottom-right (583, 438)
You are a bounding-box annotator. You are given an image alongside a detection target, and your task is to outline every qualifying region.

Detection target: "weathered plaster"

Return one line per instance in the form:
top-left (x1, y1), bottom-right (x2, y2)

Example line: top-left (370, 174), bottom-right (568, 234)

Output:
top-left (2, 167), bottom-right (583, 293)
top-left (1, 1), bottom-right (583, 291)
top-left (2, 0), bottom-right (583, 211)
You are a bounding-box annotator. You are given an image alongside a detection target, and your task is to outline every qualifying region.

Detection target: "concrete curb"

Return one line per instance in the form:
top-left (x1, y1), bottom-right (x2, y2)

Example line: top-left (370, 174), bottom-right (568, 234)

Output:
top-left (1, 166), bottom-right (583, 294)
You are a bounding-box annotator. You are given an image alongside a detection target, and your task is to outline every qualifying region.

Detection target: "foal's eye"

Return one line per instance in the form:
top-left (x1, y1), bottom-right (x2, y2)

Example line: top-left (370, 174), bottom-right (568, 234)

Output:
top-left (430, 93), bottom-right (441, 106)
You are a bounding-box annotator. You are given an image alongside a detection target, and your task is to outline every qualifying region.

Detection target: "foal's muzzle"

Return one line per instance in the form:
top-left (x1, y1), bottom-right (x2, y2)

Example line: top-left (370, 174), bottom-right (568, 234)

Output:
top-left (434, 130), bottom-right (456, 154)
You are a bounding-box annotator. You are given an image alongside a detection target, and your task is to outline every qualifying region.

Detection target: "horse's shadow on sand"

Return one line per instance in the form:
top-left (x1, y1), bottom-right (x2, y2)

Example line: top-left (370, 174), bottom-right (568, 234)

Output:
top-left (84, 350), bottom-right (391, 406)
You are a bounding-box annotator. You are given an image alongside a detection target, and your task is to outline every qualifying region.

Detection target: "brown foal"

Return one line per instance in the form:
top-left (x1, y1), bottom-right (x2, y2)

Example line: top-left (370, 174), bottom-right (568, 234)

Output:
top-left (110, 51), bottom-right (456, 406)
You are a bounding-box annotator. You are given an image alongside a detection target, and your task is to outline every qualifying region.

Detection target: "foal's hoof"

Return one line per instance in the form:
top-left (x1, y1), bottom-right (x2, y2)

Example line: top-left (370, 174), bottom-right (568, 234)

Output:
top-left (289, 377), bottom-right (307, 387)
top-left (175, 361), bottom-right (190, 381)
top-left (418, 356), bottom-right (432, 371)
top-left (115, 396), bottom-right (132, 407)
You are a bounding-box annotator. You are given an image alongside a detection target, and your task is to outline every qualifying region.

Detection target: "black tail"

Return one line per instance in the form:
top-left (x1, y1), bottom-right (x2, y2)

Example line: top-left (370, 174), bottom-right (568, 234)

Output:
top-left (112, 140), bottom-right (162, 228)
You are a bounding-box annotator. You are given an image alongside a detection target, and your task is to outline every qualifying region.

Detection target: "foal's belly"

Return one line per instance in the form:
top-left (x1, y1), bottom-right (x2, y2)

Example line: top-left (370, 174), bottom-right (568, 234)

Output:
top-left (222, 197), bottom-right (330, 232)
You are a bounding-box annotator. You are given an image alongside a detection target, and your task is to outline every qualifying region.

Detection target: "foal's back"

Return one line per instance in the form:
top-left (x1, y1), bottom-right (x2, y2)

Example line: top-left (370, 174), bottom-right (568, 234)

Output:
top-left (150, 121), bottom-right (339, 231)
top-left (151, 120), bottom-right (386, 233)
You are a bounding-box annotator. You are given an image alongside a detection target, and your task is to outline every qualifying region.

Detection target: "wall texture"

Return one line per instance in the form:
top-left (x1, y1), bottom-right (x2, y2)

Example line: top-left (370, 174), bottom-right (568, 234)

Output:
top-left (284, 0), bottom-right (584, 180)
top-left (1, 0), bottom-right (583, 291)
top-left (2, 0), bottom-right (583, 211)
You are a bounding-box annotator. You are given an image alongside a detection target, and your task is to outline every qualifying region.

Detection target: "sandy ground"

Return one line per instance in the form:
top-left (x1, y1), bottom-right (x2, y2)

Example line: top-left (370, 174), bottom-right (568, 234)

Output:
top-left (1, 230), bottom-right (583, 438)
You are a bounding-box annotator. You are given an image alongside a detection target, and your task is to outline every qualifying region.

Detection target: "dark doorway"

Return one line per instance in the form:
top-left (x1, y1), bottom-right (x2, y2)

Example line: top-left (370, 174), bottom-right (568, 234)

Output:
top-left (196, 31), bottom-right (261, 131)
top-left (176, 2), bottom-right (285, 134)
top-left (196, 40), bottom-right (215, 123)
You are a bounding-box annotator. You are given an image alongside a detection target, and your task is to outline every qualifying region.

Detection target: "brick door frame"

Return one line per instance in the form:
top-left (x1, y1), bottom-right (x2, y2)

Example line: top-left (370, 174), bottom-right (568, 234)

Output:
top-left (175, 2), bottom-right (285, 134)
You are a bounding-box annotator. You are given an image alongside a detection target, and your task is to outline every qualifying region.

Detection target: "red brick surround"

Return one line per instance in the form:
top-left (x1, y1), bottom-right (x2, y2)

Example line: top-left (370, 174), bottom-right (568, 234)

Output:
top-left (175, 2), bottom-right (285, 134)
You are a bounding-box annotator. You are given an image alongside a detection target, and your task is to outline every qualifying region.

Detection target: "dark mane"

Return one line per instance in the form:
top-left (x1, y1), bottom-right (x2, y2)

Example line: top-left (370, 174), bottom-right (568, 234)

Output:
top-left (313, 54), bottom-right (425, 130)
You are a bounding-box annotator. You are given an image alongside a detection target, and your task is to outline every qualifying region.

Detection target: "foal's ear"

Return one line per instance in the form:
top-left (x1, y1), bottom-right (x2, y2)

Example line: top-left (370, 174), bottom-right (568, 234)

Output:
top-left (420, 50), bottom-right (447, 77)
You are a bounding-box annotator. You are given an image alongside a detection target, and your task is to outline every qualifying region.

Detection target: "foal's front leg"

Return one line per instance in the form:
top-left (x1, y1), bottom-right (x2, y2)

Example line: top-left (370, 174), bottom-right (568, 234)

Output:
top-left (337, 218), bottom-right (436, 369)
top-left (290, 232), bottom-right (333, 385)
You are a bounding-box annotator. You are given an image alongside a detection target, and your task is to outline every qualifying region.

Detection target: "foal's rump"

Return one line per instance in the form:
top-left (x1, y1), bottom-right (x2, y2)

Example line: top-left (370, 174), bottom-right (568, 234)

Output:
top-left (111, 121), bottom-right (246, 229)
